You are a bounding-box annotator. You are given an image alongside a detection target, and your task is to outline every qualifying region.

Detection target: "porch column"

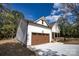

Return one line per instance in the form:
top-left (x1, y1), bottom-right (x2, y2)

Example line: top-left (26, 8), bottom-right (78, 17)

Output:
top-left (59, 33), bottom-right (60, 37)
top-left (57, 33), bottom-right (58, 38)
top-left (54, 32), bottom-right (55, 41)
top-left (56, 33), bottom-right (58, 41)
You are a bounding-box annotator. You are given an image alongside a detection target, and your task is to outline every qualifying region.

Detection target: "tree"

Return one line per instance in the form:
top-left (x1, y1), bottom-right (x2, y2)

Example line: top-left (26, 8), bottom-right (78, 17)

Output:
top-left (12, 10), bottom-right (24, 24)
top-left (57, 3), bottom-right (79, 38)
top-left (0, 4), bottom-right (24, 39)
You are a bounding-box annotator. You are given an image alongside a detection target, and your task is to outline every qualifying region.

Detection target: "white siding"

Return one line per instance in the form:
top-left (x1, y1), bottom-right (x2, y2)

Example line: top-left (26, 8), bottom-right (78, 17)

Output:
top-left (37, 20), bottom-right (48, 26)
top-left (16, 20), bottom-right (27, 44)
top-left (52, 23), bottom-right (60, 33)
top-left (27, 24), bottom-right (52, 45)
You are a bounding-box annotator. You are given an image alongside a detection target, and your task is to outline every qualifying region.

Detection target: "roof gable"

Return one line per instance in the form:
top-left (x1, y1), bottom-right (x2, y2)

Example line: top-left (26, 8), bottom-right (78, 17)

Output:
top-left (51, 22), bottom-right (60, 33)
top-left (35, 16), bottom-right (48, 26)
top-left (22, 19), bottom-right (50, 29)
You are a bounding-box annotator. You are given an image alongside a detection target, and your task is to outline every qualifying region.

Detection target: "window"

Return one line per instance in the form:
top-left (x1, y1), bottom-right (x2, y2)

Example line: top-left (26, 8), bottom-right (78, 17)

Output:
top-left (42, 20), bottom-right (44, 24)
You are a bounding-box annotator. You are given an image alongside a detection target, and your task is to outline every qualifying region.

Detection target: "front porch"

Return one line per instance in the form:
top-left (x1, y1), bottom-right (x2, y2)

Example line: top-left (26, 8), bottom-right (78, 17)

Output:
top-left (52, 33), bottom-right (64, 42)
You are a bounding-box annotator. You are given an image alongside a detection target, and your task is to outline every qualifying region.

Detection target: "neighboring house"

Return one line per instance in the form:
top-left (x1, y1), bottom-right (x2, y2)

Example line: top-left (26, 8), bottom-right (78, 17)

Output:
top-left (16, 16), bottom-right (60, 46)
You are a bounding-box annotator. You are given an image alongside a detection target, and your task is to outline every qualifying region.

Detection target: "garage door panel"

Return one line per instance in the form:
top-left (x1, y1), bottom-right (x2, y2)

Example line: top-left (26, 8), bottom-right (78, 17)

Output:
top-left (32, 33), bottom-right (49, 45)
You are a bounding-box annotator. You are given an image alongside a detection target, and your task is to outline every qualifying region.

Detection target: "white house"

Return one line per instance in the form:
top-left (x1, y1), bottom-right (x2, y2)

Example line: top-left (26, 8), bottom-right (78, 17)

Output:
top-left (16, 16), bottom-right (60, 46)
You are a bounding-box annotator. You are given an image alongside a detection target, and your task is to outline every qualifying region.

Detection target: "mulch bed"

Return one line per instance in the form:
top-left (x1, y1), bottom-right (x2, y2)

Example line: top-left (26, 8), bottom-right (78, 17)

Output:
top-left (0, 40), bottom-right (36, 56)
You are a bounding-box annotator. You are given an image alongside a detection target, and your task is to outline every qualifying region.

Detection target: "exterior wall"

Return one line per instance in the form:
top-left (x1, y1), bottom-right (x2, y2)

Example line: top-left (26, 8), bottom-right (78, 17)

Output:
top-left (16, 20), bottom-right (27, 44)
top-left (52, 23), bottom-right (60, 33)
top-left (27, 24), bottom-right (52, 45)
top-left (37, 20), bottom-right (48, 26)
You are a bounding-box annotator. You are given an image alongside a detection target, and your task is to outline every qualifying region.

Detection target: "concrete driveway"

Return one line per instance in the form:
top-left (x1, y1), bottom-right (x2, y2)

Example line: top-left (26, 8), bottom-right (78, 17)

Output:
top-left (29, 42), bottom-right (79, 56)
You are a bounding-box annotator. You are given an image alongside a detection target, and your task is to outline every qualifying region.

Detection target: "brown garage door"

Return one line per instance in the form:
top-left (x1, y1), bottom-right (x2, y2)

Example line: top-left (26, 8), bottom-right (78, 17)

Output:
top-left (32, 33), bottom-right (49, 45)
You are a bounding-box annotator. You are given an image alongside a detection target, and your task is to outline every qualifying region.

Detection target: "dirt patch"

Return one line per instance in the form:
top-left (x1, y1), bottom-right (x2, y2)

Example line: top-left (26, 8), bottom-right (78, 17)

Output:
top-left (0, 39), bottom-right (17, 44)
top-left (0, 39), bottom-right (35, 56)
top-left (61, 39), bottom-right (79, 44)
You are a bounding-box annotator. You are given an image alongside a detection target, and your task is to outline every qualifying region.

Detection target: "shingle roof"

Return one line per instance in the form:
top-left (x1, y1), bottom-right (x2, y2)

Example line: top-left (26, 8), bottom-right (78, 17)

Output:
top-left (22, 19), bottom-right (50, 29)
top-left (48, 22), bottom-right (56, 28)
top-left (22, 16), bottom-right (60, 29)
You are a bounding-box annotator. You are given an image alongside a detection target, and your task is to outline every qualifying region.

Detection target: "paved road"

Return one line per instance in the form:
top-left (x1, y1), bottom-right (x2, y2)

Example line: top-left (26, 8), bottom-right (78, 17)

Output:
top-left (30, 42), bottom-right (79, 56)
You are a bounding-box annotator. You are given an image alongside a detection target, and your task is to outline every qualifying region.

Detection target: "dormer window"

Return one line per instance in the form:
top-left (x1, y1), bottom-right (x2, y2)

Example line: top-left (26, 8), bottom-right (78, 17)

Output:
top-left (35, 16), bottom-right (48, 26)
top-left (42, 20), bottom-right (44, 24)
